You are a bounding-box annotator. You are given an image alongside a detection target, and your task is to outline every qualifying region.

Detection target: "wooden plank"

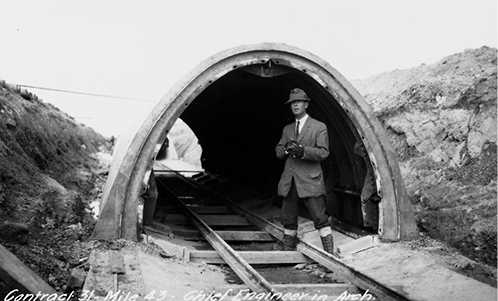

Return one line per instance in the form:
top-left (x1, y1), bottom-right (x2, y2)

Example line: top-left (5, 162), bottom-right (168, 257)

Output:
top-left (179, 197), bottom-right (218, 205)
top-left (163, 214), bottom-right (251, 226)
top-left (156, 195), bottom-right (213, 204)
top-left (175, 190), bottom-right (209, 197)
top-left (216, 231), bottom-right (275, 241)
top-left (110, 251), bottom-right (125, 274)
top-left (110, 251), bottom-right (124, 292)
top-left (185, 205), bottom-right (231, 214)
top-left (198, 178), bottom-right (221, 186)
top-left (83, 249), bottom-right (146, 298)
top-left (115, 249), bottom-right (146, 296)
top-left (337, 235), bottom-right (378, 256)
top-left (145, 231), bottom-right (189, 259)
top-left (148, 222), bottom-right (172, 234)
top-left (188, 250), bottom-right (312, 264)
top-left (82, 250), bottom-right (113, 296)
top-left (159, 205), bottom-right (231, 214)
top-left (190, 172), bottom-right (206, 179)
top-left (192, 174), bottom-right (211, 182)
top-left (0, 243), bottom-right (56, 294)
top-left (170, 229), bottom-right (275, 241)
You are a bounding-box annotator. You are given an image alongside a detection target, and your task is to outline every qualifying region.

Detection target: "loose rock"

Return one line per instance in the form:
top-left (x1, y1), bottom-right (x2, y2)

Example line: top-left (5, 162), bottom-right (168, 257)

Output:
top-left (0, 221), bottom-right (29, 244)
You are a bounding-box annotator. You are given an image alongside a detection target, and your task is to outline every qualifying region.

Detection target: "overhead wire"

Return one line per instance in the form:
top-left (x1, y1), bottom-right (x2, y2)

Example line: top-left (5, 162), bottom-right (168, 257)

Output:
top-left (17, 84), bottom-right (156, 102)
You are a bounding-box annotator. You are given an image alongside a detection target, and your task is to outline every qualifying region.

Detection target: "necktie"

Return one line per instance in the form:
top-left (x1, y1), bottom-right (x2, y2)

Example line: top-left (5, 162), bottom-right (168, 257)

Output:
top-left (295, 120), bottom-right (300, 138)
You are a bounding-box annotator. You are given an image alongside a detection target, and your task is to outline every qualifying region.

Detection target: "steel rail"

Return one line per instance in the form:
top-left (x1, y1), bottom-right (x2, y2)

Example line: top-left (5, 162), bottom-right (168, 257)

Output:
top-left (155, 178), bottom-right (282, 300)
top-left (175, 172), bottom-right (415, 301)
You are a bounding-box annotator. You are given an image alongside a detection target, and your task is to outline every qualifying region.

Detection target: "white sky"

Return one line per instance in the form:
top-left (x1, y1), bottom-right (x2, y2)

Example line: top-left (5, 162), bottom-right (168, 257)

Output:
top-left (1, 0), bottom-right (496, 137)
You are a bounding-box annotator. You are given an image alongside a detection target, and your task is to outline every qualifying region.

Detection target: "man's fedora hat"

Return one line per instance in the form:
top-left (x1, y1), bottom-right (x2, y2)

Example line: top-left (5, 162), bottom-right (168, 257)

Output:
top-left (285, 88), bottom-right (311, 104)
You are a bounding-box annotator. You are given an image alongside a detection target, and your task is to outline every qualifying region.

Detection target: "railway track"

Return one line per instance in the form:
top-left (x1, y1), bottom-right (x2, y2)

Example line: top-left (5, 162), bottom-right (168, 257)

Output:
top-left (147, 170), bottom-right (414, 301)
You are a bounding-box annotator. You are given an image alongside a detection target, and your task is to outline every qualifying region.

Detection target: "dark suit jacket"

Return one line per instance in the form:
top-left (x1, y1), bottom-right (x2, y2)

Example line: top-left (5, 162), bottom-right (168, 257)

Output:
top-left (275, 116), bottom-right (329, 198)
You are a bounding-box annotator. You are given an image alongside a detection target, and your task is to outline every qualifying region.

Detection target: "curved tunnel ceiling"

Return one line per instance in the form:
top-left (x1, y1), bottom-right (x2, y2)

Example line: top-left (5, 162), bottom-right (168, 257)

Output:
top-left (93, 43), bottom-right (419, 242)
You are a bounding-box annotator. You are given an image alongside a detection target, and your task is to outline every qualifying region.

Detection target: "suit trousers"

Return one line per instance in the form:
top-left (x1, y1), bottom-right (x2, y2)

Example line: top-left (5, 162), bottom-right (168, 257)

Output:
top-left (281, 179), bottom-right (329, 231)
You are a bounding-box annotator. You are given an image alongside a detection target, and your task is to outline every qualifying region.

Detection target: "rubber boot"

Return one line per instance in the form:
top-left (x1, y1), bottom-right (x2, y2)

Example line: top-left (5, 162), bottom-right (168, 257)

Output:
top-left (283, 234), bottom-right (297, 251)
top-left (320, 234), bottom-right (335, 255)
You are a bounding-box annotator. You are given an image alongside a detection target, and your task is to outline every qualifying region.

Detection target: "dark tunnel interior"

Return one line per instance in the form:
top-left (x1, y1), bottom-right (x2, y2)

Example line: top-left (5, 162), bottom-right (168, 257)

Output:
top-left (179, 63), bottom-right (379, 234)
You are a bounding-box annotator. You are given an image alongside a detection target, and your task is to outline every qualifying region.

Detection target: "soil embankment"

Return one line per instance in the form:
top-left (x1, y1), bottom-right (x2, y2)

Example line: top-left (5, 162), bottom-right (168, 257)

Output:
top-left (0, 83), bottom-right (111, 293)
top-left (352, 46), bottom-right (497, 266)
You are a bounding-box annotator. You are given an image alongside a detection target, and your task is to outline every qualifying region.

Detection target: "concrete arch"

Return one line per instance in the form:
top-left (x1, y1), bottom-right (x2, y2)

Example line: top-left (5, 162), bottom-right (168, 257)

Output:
top-left (93, 43), bottom-right (419, 242)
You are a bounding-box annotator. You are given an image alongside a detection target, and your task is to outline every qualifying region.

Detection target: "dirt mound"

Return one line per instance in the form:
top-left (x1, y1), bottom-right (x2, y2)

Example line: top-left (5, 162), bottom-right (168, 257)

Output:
top-left (352, 46), bottom-right (497, 266)
top-left (0, 84), bottom-right (112, 294)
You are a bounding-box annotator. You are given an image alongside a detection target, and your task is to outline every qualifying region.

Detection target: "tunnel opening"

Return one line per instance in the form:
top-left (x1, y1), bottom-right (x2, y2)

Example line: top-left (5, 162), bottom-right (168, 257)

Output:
top-left (179, 63), bottom-right (379, 234)
top-left (93, 43), bottom-right (419, 242)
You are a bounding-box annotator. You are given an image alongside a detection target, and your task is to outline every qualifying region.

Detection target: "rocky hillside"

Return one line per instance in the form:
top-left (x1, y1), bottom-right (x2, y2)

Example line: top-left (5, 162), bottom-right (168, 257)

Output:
top-left (0, 82), bottom-right (111, 293)
top-left (352, 46), bottom-right (497, 266)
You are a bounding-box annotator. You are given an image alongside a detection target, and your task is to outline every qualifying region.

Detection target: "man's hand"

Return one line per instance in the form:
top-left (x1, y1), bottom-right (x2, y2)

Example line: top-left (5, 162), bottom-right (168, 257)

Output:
top-left (286, 140), bottom-right (304, 158)
top-left (284, 141), bottom-right (293, 151)
top-left (285, 140), bottom-right (300, 153)
top-left (289, 144), bottom-right (304, 158)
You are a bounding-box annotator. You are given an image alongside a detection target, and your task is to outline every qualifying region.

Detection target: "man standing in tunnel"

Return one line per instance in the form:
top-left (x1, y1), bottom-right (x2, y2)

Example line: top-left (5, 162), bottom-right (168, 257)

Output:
top-left (275, 88), bottom-right (336, 255)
